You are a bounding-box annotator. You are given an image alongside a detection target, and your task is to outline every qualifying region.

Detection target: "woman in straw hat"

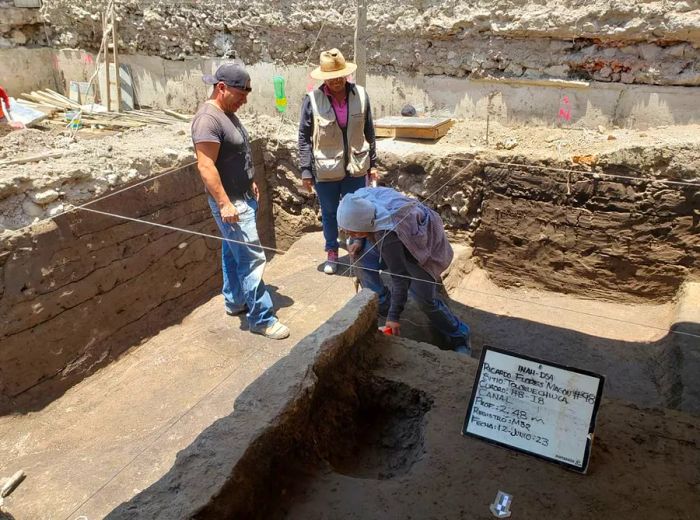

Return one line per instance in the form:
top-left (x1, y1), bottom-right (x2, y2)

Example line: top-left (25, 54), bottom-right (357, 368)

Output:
top-left (298, 48), bottom-right (379, 274)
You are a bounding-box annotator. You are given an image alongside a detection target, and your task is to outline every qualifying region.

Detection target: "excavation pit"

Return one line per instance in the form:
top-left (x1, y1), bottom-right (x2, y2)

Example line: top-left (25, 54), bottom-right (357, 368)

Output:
top-left (103, 293), bottom-right (700, 520)
top-left (0, 83), bottom-right (698, 520)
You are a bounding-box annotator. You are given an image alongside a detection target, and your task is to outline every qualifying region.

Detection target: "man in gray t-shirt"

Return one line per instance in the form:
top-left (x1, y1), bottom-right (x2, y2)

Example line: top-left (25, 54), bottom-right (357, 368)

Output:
top-left (192, 63), bottom-right (289, 340)
top-left (192, 103), bottom-right (254, 199)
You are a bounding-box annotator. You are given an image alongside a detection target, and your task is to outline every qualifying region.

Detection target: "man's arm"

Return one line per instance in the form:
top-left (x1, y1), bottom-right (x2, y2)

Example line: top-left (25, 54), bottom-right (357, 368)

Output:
top-left (298, 95), bottom-right (315, 191)
top-left (194, 142), bottom-right (239, 224)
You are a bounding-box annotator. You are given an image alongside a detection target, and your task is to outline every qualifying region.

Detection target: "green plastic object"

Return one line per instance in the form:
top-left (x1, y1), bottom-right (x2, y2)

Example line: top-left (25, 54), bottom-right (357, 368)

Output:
top-left (273, 75), bottom-right (287, 113)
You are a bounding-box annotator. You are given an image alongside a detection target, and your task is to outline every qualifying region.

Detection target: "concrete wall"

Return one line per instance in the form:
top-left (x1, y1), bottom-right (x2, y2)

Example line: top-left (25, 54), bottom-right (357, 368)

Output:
top-left (2, 48), bottom-right (699, 130)
top-left (0, 47), bottom-right (58, 94)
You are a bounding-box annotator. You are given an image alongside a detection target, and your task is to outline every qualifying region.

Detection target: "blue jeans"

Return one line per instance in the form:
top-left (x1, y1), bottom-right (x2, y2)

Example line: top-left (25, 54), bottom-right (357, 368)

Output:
top-left (208, 196), bottom-right (276, 330)
top-left (315, 175), bottom-right (367, 251)
top-left (354, 239), bottom-right (470, 348)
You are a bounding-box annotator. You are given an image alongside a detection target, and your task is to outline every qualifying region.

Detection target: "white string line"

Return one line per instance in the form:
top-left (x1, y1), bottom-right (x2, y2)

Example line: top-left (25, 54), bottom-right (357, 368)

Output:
top-left (60, 162), bottom-right (698, 518)
top-left (61, 347), bottom-right (262, 520)
top-left (303, 19), bottom-right (327, 67)
top-left (279, 159), bottom-right (479, 328)
top-left (47, 156), bottom-right (699, 341)
top-left (329, 260), bottom-right (443, 286)
top-left (9, 160), bottom-right (199, 234)
top-left (451, 281), bottom-right (700, 341)
top-left (57, 206), bottom-right (700, 344)
top-left (72, 205), bottom-right (288, 255)
top-left (65, 18), bottom-right (355, 517)
top-left (69, 0), bottom-right (115, 137)
top-left (485, 159), bottom-right (700, 188)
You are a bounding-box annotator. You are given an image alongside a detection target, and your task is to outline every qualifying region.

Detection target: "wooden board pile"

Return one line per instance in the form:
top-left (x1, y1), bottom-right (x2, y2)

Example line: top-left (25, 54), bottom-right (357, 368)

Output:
top-left (18, 89), bottom-right (191, 130)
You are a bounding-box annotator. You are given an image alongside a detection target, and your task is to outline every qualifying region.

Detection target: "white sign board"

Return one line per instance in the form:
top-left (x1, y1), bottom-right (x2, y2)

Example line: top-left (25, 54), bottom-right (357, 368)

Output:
top-left (463, 346), bottom-right (604, 473)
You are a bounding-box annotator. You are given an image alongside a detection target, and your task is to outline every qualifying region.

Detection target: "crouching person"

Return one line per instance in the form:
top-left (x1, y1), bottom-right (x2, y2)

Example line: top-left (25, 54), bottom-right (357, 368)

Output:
top-left (337, 187), bottom-right (471, 354)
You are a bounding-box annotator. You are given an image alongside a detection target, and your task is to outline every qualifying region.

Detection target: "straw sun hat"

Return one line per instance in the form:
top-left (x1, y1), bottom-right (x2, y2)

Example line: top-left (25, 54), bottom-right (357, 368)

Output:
top-left (310, 48), bottom-right (357, 80)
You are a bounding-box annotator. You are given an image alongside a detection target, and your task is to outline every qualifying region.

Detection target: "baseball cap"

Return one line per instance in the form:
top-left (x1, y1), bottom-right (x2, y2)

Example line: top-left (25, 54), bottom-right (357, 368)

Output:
top-left (203, 63), bottom-right (252, 92)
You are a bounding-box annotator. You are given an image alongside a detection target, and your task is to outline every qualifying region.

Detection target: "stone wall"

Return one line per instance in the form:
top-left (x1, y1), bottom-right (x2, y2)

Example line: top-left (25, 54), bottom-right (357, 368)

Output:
top-left (0, 142), bottom-right (272, 415)
top-left (39, 0), bottom-right (700, 86)
top-left (0, 0), bottom-right (44, 48)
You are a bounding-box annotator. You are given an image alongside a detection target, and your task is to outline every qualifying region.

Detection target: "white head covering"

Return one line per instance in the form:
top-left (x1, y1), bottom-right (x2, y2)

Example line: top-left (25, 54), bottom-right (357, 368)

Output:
top-left (337, 187), bottom-right (403, 232)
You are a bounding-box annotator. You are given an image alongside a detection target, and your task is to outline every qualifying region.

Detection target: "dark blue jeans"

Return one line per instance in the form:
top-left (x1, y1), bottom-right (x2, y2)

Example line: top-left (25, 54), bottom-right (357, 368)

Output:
top-left (315, 175), bottom-right (366, 251)
top-left (354, 238), bottom-right (470, 347)
top-left (208, 196), bottom-right (277, 330)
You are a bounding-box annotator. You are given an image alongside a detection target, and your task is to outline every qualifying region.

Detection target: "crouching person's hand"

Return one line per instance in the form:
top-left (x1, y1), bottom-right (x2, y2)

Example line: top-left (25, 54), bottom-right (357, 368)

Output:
top-left (385, 320), bottom-right (401, 336)
top-left (347, 239), bottom-right (363, 258)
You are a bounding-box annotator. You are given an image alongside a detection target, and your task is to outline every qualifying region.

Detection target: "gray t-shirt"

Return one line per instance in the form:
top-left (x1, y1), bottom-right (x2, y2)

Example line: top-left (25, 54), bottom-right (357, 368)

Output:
top-left (191, 103), bottom-right (254, 198)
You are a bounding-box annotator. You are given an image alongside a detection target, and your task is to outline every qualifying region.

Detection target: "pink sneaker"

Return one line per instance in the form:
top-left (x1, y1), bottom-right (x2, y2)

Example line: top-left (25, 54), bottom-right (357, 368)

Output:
top-left (324, 249), bottom-right (339, 274)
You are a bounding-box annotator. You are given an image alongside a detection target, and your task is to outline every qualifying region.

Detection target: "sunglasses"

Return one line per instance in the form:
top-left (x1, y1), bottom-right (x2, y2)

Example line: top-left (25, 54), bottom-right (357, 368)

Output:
top-left (220, 82), bottom-right (252, 93)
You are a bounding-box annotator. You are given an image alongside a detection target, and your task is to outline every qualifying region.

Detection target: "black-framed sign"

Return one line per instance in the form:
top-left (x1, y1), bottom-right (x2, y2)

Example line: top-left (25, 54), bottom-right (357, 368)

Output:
top-left (462, 346), bottom-right (605, 473)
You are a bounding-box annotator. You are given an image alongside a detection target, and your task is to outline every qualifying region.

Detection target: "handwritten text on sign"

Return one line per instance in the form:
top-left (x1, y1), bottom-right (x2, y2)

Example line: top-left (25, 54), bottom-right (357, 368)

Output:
top-left (463, 347), bottom-right (604, 473)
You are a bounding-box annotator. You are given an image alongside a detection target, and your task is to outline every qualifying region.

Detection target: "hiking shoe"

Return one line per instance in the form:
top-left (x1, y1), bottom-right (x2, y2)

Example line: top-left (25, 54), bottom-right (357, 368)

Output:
top-left (453, 343), bottom-right (471, 356)
top-left (451, 322), bottom-right (471, 355)
top-left (225, 304), bottom-right (248, 316)
top-left (252, 321), bottom-right (290, 340)
top-left (324, 249), bottom-right (339, 274)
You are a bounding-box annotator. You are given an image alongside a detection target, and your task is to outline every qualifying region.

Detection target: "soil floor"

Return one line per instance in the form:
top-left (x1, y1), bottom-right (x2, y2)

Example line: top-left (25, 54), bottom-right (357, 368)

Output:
top-left (1, 232), bottom-right (696, 519)
top-left (280, 334), bottom-right (700, 520)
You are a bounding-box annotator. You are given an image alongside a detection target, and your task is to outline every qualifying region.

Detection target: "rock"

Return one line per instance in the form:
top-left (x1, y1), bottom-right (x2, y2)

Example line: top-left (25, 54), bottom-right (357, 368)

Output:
top-left (544, 65), bottom-right (569, 77)
top-left (620, 72), bottom-right (635, 84)
top-left (496, 137), bottom-right (518, 150)
top-left (598, 125), bottom-right (607, 134)
top-left (29, 189), bottom-right (60, 205)
top-left (598, 66), bottom-right (613, 78)
top-left (22, 198), bottom-right (44, 218)
top-left (401, 104), bottom-right (417, 117)
top-left (607, 134), bottom-right (617, 140)
top-left (666, 44), bottom-right (686, 58)
top-left (47, 202), bottom-right (65, 217)
top-left (11, 30), bottom-right (27, 45)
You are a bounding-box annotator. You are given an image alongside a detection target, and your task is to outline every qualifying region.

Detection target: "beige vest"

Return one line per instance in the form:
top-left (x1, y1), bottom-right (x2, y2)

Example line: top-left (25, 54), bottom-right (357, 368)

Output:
top-left (308, 85), bottom-right (370, 182)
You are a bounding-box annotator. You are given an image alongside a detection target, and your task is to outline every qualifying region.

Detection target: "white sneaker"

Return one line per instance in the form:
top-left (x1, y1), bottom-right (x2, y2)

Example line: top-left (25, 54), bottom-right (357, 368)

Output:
top-left (324, 250), bottom-right (339, 275)
top-left (252, 321), bottom-right (290, 340)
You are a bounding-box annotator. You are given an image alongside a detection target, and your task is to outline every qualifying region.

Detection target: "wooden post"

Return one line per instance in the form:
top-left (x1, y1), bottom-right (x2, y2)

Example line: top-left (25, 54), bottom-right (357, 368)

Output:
top-left (102, 12), bottom-right (111, 112)
top-left (111, 9), bottom-right (122, 112)
top-left (353, 0), bottom-right (367, 87)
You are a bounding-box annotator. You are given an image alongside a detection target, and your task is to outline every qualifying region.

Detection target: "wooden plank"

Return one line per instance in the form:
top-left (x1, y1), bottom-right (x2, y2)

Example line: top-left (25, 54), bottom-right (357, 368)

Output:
top-left (103, 13), bottom-right (111, 112)
top-left (111, 10), bottom-right (122, 112)
top-left (375, 127), bottom-right (396, 138)
top-left (163, 109), bottom-right (192, 122)
top-left (471, 76), bottom-right (590, 89)
top-left (375, 117), bottom-right (454, 140)
top-left (374, 116), bottom-right (452, 129)
top-left (0, 151), bottom-right (65, 166)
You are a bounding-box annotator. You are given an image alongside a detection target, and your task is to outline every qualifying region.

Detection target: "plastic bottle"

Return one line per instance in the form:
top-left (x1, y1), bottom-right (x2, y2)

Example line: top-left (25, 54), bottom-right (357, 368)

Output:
top-left (273, 75), bottom-right (287, 113)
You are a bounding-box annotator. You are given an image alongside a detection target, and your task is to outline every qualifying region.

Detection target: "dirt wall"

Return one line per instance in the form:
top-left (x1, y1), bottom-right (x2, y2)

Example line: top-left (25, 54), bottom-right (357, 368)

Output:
top-left (379, 146), bottom-right (700, 303)
top-left (0, 142), bottom-right (273, 415)
top-left (40, 0), bottom-right (700, 86)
